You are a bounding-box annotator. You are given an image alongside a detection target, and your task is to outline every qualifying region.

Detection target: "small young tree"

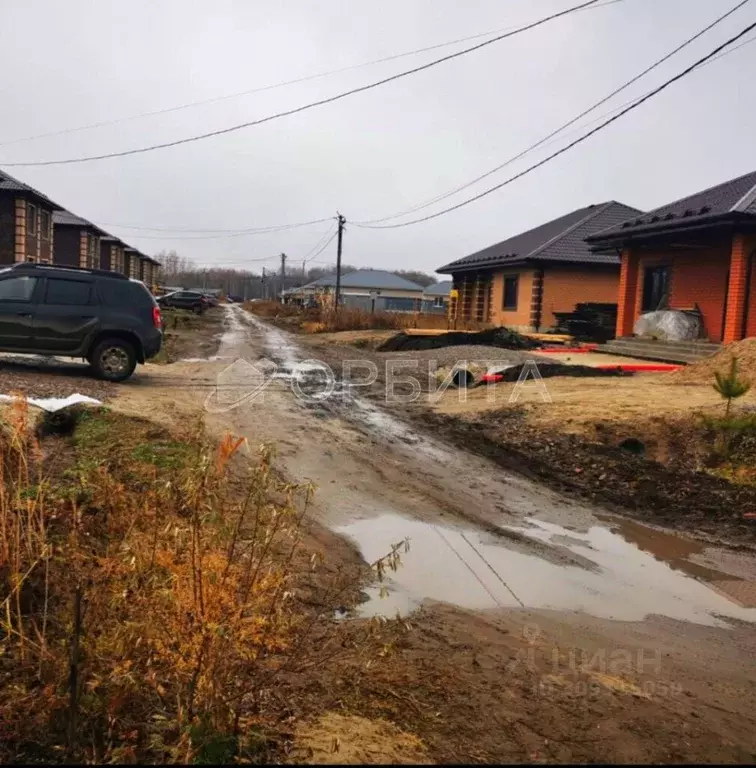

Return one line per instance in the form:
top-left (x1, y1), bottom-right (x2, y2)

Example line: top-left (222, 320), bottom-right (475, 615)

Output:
top-left (713, 356), bottom-right (751, 417)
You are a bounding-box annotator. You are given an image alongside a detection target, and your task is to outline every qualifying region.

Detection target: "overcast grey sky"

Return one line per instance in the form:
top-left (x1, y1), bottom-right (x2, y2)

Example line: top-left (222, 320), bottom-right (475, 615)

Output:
top-left (0, 0), bottom-right (754, 275)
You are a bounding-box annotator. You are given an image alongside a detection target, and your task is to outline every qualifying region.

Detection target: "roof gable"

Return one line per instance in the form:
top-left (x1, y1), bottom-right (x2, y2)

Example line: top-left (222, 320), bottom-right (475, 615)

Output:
top-left (0, 169), bottom-right (64, 210)
top-left (438, 201), bottom-right (642, 273)
top-left (589, 170), bottom-right (756, 242)
top-left (423, 281), bottom-right (452, 296)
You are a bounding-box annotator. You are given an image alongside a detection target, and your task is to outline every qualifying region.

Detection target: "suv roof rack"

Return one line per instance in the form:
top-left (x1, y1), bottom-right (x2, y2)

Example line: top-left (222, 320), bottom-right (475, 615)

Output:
top-left (10, 262), bottom-right (129, 280)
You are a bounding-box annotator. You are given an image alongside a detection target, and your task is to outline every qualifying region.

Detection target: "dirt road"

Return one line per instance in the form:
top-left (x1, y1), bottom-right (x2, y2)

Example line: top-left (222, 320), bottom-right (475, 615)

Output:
top-left (114, 305), bottom-right (756, 763)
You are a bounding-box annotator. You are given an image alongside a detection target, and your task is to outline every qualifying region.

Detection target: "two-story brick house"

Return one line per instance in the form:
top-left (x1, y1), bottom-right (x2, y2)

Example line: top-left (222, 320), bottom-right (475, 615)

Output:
top-left (0, 170), bottom-right (62, 264)
top-left (140, 255), bottom-right (161, 289)
top-left (53, 210), bottom-right (107, 269)
top-left (100, 236), bottom-right (128, 274)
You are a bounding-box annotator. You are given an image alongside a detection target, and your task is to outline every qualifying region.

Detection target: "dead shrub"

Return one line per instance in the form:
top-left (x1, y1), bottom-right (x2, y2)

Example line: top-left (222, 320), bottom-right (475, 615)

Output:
top-left (0, 407), bottom-right (405, 764)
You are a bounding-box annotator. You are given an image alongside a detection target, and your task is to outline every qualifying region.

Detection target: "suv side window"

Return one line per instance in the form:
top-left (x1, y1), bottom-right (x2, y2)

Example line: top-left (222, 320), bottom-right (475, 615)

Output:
top-left (0, 276), bottom-right (38, 302)
top-left (44, 278), bottom-right (93, 306)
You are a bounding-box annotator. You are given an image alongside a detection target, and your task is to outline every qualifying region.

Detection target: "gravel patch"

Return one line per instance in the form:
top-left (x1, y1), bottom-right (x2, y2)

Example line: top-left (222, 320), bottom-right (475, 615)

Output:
top-left (0, 354), bottom-right (118, 401)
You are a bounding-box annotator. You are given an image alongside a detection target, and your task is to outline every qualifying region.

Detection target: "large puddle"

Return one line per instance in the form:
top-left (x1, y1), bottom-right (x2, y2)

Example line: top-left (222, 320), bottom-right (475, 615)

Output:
top-left (335, 513), bottom-right (756, 627)
top-left (235, 309), bottom-right (756, 628)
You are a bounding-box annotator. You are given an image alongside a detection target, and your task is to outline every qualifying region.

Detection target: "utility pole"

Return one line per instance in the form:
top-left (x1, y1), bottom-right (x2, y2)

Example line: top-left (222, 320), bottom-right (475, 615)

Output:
top-left (262, 267), bottom-right (267, 301)
top-left (280, 252), bottom-right (287, 303)
top-left (334, 213), bottom-right (346, 309)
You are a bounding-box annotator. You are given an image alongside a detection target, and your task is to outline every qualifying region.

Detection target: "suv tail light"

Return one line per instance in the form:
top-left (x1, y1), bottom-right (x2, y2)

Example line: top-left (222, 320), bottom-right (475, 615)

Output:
top-left (153, 306), bottom-right (162, 329)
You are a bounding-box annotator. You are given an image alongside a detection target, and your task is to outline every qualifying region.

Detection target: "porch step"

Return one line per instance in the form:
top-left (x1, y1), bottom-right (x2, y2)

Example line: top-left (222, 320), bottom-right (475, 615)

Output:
top-left (596, 337), bottom-right (722, 365)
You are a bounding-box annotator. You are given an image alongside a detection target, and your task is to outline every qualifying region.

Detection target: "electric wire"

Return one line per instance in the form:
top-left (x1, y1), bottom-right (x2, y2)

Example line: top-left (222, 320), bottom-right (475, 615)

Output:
top-left (354, 0), bottom-right (753, 225)
top-left (353, 19), bottom-right (756, 229)
top-left (0, 0), bottom-right (624, 149)
top-left (0, 0), bottom-right (609, 167)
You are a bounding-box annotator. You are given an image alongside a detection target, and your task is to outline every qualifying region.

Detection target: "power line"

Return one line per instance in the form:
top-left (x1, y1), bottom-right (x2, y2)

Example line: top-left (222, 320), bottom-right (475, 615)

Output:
top-left (305, 228), bottom-right (339, 262)
top-left (103, 216), bottom-right (332, 240)
top-left (0, 0), bottom-right (611, 168)
top-left (0, 0), bottom-right (624, 150)
top-left (353, 18), bottom-right (756, 230)
top-left (354, 0), bottom-right (752, 225)
top-left (96, 217), bottom-right (332, 234)
top-left (95, 26), bottom-right (756, 250)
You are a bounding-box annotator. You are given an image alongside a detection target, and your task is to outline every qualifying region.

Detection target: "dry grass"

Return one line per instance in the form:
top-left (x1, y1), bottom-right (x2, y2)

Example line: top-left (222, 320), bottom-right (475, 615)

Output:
top-left (244, 300), bottom-right (489, 334)
top-left (0, 402), bottom-right (405, 764)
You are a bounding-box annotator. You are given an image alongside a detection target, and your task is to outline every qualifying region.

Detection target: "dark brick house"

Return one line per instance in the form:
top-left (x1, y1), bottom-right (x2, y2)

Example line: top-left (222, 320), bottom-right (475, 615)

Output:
top-left (100, 236), bottom-right (128, 274)
top-left (0, 170), bottom-right (62, 264)
top-left (53, 210), bottom-right (107, 269)
top-left (587, 170), bottom-right (756, 344)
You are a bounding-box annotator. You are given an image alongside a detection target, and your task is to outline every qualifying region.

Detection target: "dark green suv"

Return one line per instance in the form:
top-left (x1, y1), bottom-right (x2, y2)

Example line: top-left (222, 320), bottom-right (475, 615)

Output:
top-left (0, 263), bottom-right (163, 382)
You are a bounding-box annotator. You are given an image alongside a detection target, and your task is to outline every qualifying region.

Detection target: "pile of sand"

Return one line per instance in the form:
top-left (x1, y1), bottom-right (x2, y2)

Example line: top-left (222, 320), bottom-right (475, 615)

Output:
top-left (292, 713), bottom-right (430, 765)
top-left (673, 338), bottom-right (756, 384)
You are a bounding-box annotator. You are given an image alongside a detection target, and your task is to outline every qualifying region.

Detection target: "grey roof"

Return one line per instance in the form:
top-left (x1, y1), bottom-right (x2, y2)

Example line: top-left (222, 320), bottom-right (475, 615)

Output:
top-left (0, 169), bottom-right (64, 210)
top-left (588, 170), bottom-right (756, 244)
top-left (302, 269), bottom-right (424, 291)
top-left (438, 201), bottom-right (642, 273)
top-left (423, 281), bottom-right (452, 296)
top-left (53, 209), bottom-right (107, 235)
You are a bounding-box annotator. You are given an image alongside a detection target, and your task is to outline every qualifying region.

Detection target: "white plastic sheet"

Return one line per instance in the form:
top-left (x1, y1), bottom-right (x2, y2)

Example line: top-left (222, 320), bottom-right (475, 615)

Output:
top-left (0, 393), bottom-right (102, 412)
top-left (633, 310), bottom-right (701, 341)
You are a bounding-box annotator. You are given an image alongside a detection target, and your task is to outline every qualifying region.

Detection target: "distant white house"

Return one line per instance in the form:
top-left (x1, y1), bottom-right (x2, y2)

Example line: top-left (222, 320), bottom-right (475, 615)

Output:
top-left (285, 269), bottom-right (425, 312)
top-left (421, 281), bottom-right (452, 314)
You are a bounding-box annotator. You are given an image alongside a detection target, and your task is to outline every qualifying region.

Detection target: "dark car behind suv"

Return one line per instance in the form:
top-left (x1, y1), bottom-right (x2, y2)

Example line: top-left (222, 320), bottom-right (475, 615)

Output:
top-left (0, 263), bottom-right (162, 381)
top-left (157, 290), bottom-right (208, 313)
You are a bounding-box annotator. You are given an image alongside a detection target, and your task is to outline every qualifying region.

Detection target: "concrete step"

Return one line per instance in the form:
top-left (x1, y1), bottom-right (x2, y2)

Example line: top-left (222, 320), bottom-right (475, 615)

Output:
top-left (596, 341), bottom-right (718, 365)
top-left (609, 337), bottom-right (722, 354)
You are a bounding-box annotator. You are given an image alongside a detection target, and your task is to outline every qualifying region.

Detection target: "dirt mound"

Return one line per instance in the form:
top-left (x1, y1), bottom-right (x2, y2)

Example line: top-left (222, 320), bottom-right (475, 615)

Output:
top-left (484, 361), bottom-right (630, 382)
top-left (293, 713), bottom-right (430, 764)
top-left (379, 327), bottom-right (540, 352)
top-left (673, 339), bottom-right (756, 384)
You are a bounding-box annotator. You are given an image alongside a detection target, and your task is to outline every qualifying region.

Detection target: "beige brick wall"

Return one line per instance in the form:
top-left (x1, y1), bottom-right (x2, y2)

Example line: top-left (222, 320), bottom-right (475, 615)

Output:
top-left (489, 268), bottom-right (535, 330)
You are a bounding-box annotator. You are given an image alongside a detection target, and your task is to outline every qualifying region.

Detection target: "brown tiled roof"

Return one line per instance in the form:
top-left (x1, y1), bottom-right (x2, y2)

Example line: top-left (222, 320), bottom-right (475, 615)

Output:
top-left (0, 169), bottom-right (64, 210)
top-left (588, 170), bottom-right (756, 245)
top-left (437, 201), bottom-right (642, 273)
top-left (53, 209), bottom-right (107, 235)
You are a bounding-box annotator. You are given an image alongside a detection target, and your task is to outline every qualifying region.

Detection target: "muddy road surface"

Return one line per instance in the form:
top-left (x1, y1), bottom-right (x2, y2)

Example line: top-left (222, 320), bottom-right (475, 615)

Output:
top-left (115, 305), bottom-right (756, 763)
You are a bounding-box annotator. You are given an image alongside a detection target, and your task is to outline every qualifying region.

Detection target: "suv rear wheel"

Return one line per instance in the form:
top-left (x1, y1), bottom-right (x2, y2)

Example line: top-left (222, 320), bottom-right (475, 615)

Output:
top-left (90, 338), bottom-right (137, 382)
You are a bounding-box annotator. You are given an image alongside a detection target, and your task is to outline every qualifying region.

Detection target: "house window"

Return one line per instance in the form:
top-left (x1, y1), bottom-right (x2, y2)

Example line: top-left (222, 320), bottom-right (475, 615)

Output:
top-left (27, 204), bottom-right (37, 235)
top-left (40, 210), bottom-right (51, 240)
top-left (642, 265), bottom-right (670, 312)
top-left (433, 296), bottom-right (445, 308)
top-left (503, 275), bottom-right (519, 310)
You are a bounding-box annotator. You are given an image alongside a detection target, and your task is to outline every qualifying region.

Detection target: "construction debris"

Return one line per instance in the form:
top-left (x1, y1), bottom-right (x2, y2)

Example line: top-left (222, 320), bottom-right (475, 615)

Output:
top-left (551, 302), bottom-right (618, 343)
top-left (379, 327), bottom-right (541, 352)
top-left (481, 362), bottom-right (631, 384)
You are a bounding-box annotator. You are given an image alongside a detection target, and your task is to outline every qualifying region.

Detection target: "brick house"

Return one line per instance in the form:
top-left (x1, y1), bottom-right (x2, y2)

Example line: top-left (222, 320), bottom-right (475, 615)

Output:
top-left (124, 248), bottom-right (142, 280)
top-left (53, 210), bottom-right (106, 269)
top-left (100, 236), bottom-right (127, 274)
top-left (587, 170), bottom-right (756, 344)
top-left (0, 170), bottom-right (62, 264)
top-left (140, 255), bottom-right (161, 290)
top-left (437, 201), bottom-right (641, 330)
